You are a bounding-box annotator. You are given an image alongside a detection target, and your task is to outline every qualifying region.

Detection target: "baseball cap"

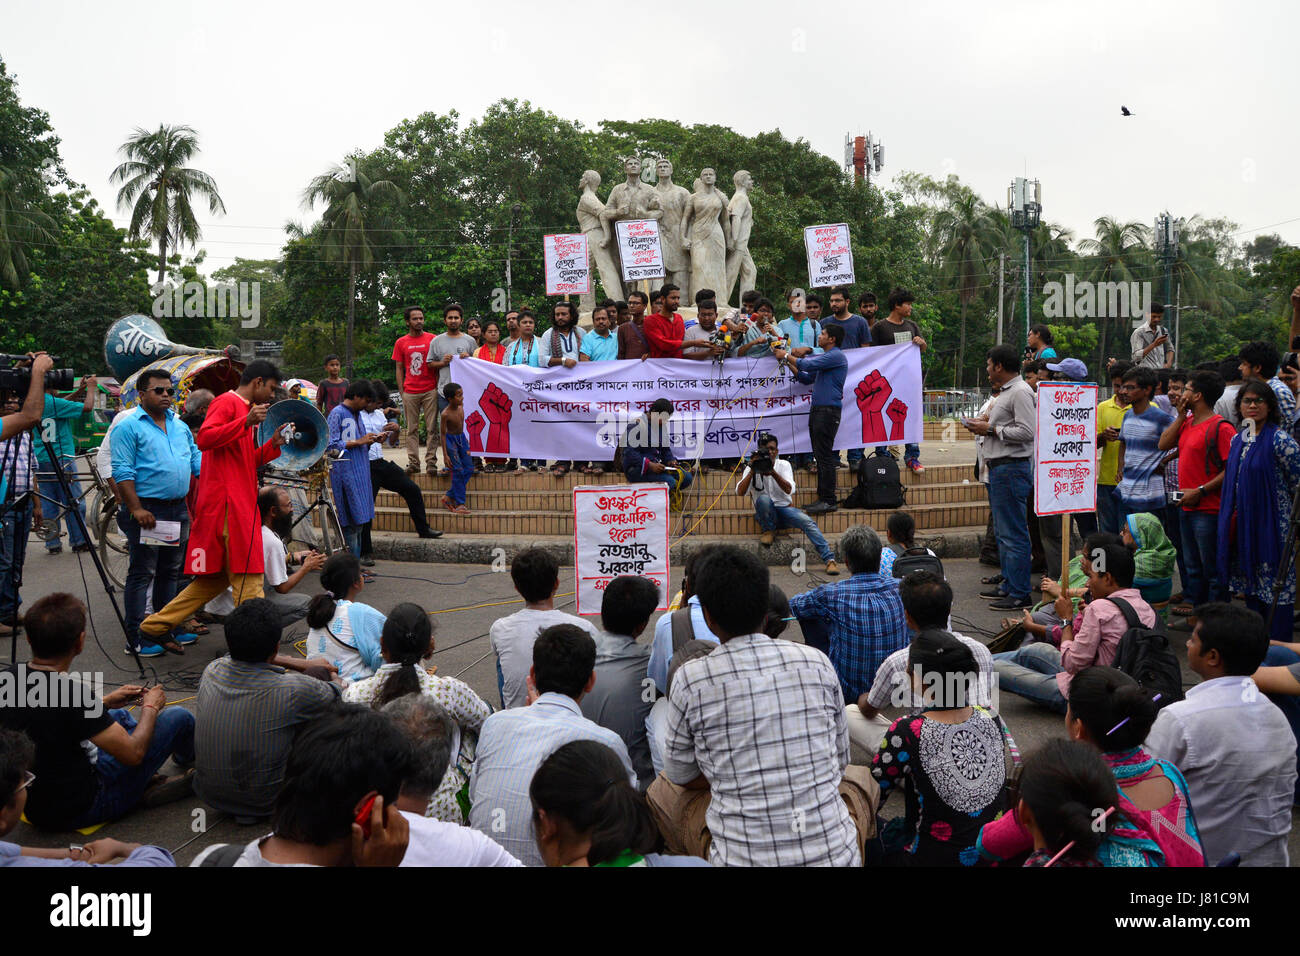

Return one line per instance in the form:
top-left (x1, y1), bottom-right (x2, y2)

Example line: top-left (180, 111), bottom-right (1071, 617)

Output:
top-left (1045, 357), bottom-right (1088, 381)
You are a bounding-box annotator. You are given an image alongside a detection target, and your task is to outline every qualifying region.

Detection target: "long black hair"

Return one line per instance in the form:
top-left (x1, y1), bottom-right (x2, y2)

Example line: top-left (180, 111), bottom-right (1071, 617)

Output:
top-left (1067, 666), bottom-right (1158, 752)
top-left (374, 603), bottom-right (433, 709)
top-left (529, 740), bottom-right (658, 865)
top-left (1019, 738), bottom-right (1119, 864)
top-left (306, 551), bottom-right (362, 629)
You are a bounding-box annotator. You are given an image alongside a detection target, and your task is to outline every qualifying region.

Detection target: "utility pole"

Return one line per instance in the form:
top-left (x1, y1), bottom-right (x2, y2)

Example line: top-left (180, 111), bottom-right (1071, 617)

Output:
top-left (1008, 177), bottom-right (1041, 346)
top-left (1154, 211), bottom-right (1179, 311)
top-left (996, 253), bottom-right (1005, 345)
top-left (1174, 280), bottom-right (1181, 364)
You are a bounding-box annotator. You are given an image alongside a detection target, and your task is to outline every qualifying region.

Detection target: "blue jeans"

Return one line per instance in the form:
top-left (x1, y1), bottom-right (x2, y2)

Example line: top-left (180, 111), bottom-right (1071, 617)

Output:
top-left (446, 432), bottom-right (473, 505)
top-left (753, 494), bottom-right (833, 562)
top-left (993, 643), bottom-right (1067, 713)
top-left (1162, 503), bottom-right (1187, 592)
top-left (988, 459), bottom-right (1032, 600)
top-left (37, 458), bottom-right (87, 551)
top-left (1097, 484), bottom-right (1121, 534)
top-left (67, 706), bottom-right (196, 829)
top-left (0, 497), bottom-right (32, 621)
top-left (1178, 509), bottom-right (1223, 605)
top-left (631, 469), bottom-right (693, 493)
top-left (1262, 645), bottom-right (1300, 801)
top-left (119, 500), bottom-right (190, 647)
top-left (342, 525), bottom-right (362, 557)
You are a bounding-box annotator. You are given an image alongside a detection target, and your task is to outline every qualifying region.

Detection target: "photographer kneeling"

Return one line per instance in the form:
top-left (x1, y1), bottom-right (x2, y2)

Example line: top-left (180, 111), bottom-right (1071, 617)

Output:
top-left (737, 434), bottom-right (838, 575)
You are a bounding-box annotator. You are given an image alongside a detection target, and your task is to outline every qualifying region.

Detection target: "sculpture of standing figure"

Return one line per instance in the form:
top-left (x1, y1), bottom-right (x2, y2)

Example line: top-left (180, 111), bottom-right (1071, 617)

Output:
top-left (725, 170), bottom-right (756, 304)
top-left (653, 159), bottom-right (692, 295)
top-left (576, 169), bottom-right (624, 305)
top-left (681, 168), bottom-right (731, 306)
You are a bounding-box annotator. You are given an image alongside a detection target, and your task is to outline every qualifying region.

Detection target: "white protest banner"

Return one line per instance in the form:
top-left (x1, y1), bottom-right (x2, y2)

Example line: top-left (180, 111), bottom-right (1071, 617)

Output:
top-left (804, 223), bottom-right (855, 288)
top-left (573, 484), bottom-right (670, 616)
top-left (614, 219), bottom-right (665, 282)
top-left (1034, 381), bottom-right (1098, 515)
top-left (543, 233), bottom-right (591, 295)
top-left (450, 344), bottom-right (923, 461)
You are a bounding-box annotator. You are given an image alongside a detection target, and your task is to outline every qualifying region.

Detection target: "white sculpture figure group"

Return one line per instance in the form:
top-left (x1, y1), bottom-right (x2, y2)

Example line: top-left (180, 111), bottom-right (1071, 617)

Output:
top-left (576, 157), bottom-right (756, 307)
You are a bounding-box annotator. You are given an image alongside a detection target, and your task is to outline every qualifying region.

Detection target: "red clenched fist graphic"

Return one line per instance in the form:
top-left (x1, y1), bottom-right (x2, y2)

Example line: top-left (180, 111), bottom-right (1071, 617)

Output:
top-left (855, 371), bottom-right (893, 444)
top-left (466, 411), bottom-right (486, 453)
top-left (886, 398), bottom-right (908, 441)
top-left (480, 383), bottom-right (512, 455)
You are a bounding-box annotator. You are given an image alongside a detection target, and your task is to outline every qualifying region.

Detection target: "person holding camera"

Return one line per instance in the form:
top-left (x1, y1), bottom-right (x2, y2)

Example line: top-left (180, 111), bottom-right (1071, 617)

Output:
top-left (34, 370), bottom-right (97, 555)
top-left (0, 353), bottom-right (53, 443)
top-left (737, 434), bottom-right (838, 575)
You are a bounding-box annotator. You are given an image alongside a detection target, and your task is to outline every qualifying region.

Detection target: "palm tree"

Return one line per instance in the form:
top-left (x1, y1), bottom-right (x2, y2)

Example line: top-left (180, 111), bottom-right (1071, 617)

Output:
top-left (0, 164), bottom-right (56, 289)
top-left (110, 124), bottom-right (225, 285)
top-left (301, 158), bottom-right (403, 375)
top-left (1077, 217), bottom-right (1150, 370)
top-left (933, 195), bottom-right (1001, 386)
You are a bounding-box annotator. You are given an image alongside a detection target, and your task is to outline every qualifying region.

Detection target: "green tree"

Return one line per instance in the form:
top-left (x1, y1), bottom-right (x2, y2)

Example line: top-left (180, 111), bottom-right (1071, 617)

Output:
top-left (110, 124), bottom-right (226, 285)
top-left (1077, 217), bottom-right (1151, 370)
top-left (933, 194), bottom-right (1000, 386)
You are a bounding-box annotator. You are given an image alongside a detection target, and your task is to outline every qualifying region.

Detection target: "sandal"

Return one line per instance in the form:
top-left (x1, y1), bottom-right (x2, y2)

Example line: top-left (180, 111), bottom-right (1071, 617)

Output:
top-left (184, 617), bottom-right (210, 636)
top-left (981, 573), bottom-right (1004, 585)
top-left (441, 496), bottom-right (457, 513)
top-left (453, 505), bottom-right (471, 515)
top-left (1171, 603), bottom-right (1195, 617)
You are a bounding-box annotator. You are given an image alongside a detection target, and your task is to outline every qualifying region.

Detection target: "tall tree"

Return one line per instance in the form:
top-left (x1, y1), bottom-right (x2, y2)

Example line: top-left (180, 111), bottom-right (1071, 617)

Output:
top-left (1077, 217), bottom-right (1150, 369)
top-left (110, 124), bottom-right (225, 284)
top-left (933, 194), bottom-right (999, 386)
top-left (301, 158), bottom-right (403, 375)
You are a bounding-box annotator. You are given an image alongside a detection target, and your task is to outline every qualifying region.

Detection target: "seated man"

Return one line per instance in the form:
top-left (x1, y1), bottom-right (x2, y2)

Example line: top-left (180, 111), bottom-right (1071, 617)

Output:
top-left (647, 545), bottom-right (722, 696)
top-left (847, 570), bottom-right (995, 763)
top-left (788, 525), bottom-right (910, 704)
top-left (194, 598), bottom-right (340, 821)
top-left (994, 542), bottom-right (1154, 714)
top-left (1147, 603), bottom-right (1296, 867)
top-left (382, 695), bottom-right (521, 867)
top-left (0, 593), bottom-right (195, 831)
top-left (579, 575), bottom-right (661, 791)
top-left (650, 546), bottom-right (877, 867)
top-left (622, 398), bottom-right (693, 493)
top-left (489, 547), bottom-right (598, 709)
top-left (191, 705), bottom-right (409, 867)
top-left (470, 624), bottom-right (635, 867)
top-left (0, 728), bottom-right (173, 866)
top-left (736, 432), bottom-right (838, 576)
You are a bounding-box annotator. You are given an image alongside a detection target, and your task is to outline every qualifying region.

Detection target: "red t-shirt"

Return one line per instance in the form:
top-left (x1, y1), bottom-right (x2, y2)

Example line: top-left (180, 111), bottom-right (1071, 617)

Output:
top-left (643, 312), bottom-right (685, 358)
top-left (475, 344), bottom-right (506, 364)
top-left (1177, 413), bottom-right (1236, 512)
top-left (392, 332), bottom-right (436, 393)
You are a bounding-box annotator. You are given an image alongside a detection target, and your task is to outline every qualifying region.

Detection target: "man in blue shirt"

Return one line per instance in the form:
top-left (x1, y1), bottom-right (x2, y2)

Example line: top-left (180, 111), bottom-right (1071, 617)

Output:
top-left (774, 325), bottom-right (847, 514)
top-left (34, 376), bottom-right (96, 554)
top-left (578, 305), bottom-right (619, 363)
top-left (110, 368), bottom-right (202, 657)
top-left (622, 399), bottom-right (693, 493)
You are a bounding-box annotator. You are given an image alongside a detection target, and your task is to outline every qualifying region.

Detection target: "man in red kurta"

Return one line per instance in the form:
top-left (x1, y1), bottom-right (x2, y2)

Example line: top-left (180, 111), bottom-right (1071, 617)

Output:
top-left (644, 283), bottom-right (686, 359)
top-left (140, 362), bottom-right (288, 647)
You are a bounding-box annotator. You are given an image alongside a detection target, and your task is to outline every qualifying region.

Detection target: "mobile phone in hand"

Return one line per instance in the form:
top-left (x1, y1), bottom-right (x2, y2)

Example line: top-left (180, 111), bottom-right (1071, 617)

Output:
top-left (355, 795), bottom-right (377, 837)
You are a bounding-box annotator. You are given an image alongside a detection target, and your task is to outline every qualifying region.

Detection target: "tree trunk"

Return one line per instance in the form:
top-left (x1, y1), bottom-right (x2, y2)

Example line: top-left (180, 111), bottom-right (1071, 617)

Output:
top-left (346, 260), bottom-right (357, 378)
top-left (957, 298), bottom-right (967, 389)
top-left (157, 236), bottom-right (168, 286)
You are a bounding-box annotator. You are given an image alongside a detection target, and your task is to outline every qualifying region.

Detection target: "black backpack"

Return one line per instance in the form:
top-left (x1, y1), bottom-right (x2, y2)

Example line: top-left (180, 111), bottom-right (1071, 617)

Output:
top-left (844, 451), bottom-right (905, 510)
top-left (1105, 596), bottom-right (1184, 709)
top-left (891, 546), bottom-right (944, 581)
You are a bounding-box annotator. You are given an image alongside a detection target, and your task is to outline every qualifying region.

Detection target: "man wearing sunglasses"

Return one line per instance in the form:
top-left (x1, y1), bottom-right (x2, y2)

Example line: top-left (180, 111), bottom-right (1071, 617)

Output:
top-left (109, 369), bottom-right (201, 657)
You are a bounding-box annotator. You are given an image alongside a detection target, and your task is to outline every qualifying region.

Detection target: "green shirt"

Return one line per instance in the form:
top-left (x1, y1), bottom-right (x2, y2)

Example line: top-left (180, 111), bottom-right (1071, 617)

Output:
top-left (33, 395), bottom-right (83, 465)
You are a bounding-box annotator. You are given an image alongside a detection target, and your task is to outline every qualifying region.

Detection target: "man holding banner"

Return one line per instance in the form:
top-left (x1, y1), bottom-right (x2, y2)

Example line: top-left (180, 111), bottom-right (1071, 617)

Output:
top-left (773, 325), bottom-right (847, 515)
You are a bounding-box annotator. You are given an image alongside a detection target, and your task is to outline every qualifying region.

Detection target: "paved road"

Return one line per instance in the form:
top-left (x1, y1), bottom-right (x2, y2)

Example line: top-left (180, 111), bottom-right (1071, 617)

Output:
top-left (7, 545), bottom-right (1297, 865)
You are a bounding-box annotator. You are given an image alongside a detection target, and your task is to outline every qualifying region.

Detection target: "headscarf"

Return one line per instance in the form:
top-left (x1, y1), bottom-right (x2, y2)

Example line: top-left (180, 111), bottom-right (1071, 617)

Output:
top-left (1125, 512), bottom-right (1176, 581)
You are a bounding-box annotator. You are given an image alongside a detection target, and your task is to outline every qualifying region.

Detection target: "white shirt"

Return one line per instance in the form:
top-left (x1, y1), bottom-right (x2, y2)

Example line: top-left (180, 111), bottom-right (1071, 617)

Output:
top-left (737, 458), bottom-right (795, 508)
top-left (94, 413), bottom-right (129, 480)
top-left (359, 408), bottom-right (389, 461)
top-left (205, 524), bottom-right (289, 615)
top-left (399, 810), bottom-right (523, 867)
top-left (489, 608), bottom-right (600, 709)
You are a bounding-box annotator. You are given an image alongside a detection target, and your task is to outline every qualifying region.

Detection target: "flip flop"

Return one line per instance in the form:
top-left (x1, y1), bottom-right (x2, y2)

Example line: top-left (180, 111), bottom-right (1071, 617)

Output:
top-left (161, 640), bottom-right (185, 656)
top-left (142, 768), bottom-right (195, 808)
top-left (184, 618), bottom-right (210, 635)
top-left (1171, 604), bottom-right (1195, 616)
top-left (981, 574), bottom-right (1004, 585)
top-left (453, 505), bottom-right (471, 514)
top-left (441, 497), bottom-right (456, 513)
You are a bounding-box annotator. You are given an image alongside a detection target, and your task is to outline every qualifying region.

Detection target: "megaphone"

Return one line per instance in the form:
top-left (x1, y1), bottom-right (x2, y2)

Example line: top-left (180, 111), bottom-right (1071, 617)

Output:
top-left (257, 400), bottom-right (329, 472)
top-left (104, 314), bottom-right (239, 381)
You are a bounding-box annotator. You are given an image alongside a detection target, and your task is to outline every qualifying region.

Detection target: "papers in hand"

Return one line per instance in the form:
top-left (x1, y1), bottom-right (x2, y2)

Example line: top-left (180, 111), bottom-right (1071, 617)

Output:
top-left (140, 520), bottom-right (181, 547)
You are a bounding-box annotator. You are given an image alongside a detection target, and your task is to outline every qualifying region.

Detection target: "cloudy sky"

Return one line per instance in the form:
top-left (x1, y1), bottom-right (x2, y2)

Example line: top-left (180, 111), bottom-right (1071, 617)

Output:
top-left (6, 0), bottom-right (1298, 274)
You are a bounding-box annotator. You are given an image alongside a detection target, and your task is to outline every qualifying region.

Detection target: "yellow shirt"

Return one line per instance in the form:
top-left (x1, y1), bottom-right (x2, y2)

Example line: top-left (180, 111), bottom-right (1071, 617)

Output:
top-left (1097, 397), bottom-right (1128, 486)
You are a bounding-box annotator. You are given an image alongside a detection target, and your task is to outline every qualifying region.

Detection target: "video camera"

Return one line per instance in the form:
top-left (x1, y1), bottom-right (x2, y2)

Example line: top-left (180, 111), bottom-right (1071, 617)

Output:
top-left (749, 434), bottom-right (777, 475)
top-left (0, 354), bottom-right (75, 393)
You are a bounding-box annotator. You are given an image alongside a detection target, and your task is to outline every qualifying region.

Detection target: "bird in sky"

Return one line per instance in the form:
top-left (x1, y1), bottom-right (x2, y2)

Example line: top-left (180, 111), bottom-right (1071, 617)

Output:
top-left (1121, 106), bottom-right (1134, 116)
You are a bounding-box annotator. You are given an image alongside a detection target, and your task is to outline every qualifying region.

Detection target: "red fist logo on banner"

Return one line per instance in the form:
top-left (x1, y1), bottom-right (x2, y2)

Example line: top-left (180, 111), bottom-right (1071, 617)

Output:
top-left (466, 411), bottom-right (487, 453)
top-left (886, 398), bottom-right (908, 441)
top-left (480, 382), bottom-right (512, 455)
top-left (855, 371), bottom-right (908, 444)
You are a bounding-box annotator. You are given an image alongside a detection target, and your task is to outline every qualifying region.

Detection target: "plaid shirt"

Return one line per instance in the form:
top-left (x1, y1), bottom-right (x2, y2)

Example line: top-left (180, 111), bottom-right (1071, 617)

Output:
top-left (789, 572), bottom-right (911, 703)
top-left (662, 634), bottom-right (859, 867)
top-left (0, 431), bottom-right (36, 500)
top-left (865, 630), bottom-right (997, 713)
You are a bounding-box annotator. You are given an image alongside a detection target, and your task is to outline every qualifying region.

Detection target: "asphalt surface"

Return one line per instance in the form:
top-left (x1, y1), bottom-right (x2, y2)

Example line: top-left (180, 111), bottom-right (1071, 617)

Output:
top-left (7, 542), bottom-right (1300, 866)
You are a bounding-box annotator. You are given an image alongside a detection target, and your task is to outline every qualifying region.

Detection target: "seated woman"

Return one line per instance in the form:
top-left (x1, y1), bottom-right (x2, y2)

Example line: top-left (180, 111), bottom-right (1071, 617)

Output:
top-left (1122, 512), bottom-right (1176, 608)
top-left (1016, 738), bottom-right (1160, 867)
top-left (530, 740), bottom-right (709, 867)
top-left (979, 666), bottom-right (1204, 866)
top-left (303, 552), bottom-right (386, 683)
top-left (343, 603), bottom-right (492, 824)
top-left (871, 630), bottom-right (1008, 866)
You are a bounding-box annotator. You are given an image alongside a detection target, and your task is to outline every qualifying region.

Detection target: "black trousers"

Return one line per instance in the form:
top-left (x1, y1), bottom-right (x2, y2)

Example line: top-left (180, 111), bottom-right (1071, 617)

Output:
top-left (808, 405), bottom-right (841, 505)
top-left (361, 457), bottom-right (432, 555)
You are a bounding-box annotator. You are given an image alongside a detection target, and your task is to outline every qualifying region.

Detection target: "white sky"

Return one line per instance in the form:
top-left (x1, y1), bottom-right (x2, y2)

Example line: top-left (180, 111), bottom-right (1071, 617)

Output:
top-left (5, 0), bottom-right (1299, 274)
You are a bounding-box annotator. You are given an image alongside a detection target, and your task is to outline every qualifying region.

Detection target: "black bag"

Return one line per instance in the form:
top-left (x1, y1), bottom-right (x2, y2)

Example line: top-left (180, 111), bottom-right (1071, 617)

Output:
top-left (1104, 596), bottom-right (1184, 708)
top-left (891, 546), bottom-right (944, 581)
top-left (844, 451), bottom-right (905, 510)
